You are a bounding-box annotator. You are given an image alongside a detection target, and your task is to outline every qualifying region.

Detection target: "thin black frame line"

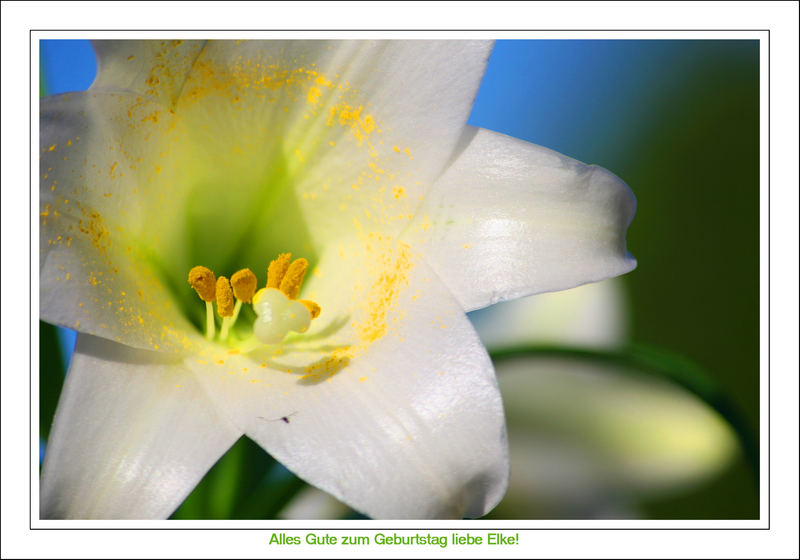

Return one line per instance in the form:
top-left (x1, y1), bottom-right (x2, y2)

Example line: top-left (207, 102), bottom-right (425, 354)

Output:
top-left (30, 30), bottom-right (770, 532)
top-left (34, 527), bottom-right (770, 531)
top-left (29, 25), bottom-right (33, 532)
top-left (30, 28), bottom-right (770, 32)
top-left (766, 27), bottom-right (771, 529)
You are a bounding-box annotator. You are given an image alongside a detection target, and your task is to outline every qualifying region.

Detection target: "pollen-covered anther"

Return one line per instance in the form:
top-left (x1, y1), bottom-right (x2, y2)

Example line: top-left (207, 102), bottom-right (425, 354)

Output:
top-left (298, 299), bottom-right (321, 319)
top-left (216, 276), bottom-right (234, 317)
top-left (188, 266), bottom-right (216, 302)
top-left (266, 253), bottom-right (292, 289)
top-left (231, 268), bottom-right (257, 302)
top-left (279, 258), bottom-right (308, 300)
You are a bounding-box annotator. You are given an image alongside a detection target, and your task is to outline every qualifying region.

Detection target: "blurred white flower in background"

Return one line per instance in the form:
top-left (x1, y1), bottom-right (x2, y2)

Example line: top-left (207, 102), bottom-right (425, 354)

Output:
top-left (475, 279), bottom-right (738, 518)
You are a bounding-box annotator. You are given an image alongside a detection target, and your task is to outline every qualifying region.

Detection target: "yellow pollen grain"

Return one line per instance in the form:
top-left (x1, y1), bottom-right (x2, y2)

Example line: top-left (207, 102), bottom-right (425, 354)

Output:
top-left (188, 266), bottom-right (216, 302)
top-left (279, 258), bottom-right (308, 300)
top-left (48, 144), bottom-right (56, 151)
top-left (216, 276), bottom-right (234, 317)
top-left (298, 299), bottom-right (321, 319)
top-left (267, 253), bottom-right (292, 289)
top-left (361, 114), bottom-right (375, 133)
top-left (307, 86), bottom-right (321, 104)
top-left (231, 268), bottom-right (257, 302)
top-left (393, 145), bottom-right (400, 153)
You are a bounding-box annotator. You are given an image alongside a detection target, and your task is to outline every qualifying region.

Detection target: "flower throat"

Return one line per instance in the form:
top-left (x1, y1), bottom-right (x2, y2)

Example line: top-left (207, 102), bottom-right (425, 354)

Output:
top-left (188, 253), bottom-right (321, 349)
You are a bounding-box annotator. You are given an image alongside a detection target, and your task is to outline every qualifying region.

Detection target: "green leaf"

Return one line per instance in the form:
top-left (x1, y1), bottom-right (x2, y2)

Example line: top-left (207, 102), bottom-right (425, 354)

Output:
top-left (40, 321), bottom-right (66, 443)
top-left (170, 436), bottom-right (308, 519)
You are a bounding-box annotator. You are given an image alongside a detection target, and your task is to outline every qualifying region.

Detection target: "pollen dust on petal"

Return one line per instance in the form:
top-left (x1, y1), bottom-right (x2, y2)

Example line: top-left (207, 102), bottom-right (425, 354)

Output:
top-left (353, 234), bottom-right (414, 347)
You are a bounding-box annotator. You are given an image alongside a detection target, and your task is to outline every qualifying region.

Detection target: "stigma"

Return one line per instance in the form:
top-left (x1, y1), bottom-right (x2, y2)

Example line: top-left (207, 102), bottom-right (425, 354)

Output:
top-left (187, 254), bottom-right (320, 348)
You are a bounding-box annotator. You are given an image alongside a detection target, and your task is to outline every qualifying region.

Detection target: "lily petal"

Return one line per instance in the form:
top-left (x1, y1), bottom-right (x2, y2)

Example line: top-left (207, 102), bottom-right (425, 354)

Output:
top-left (40, 91), bottom-right (203, 351)
top-left (40, 334), bottom-right (242, 519)
top-left (278, 486), bottom-right (351, 520)
top-left (189, 258), bottom-right (508, 519)
top-left (168, 40), bottom-right (494, 252)
top-left (91, 40), bottom-right (207, 109)
top-left (406, 127), bottom-right (637, 312)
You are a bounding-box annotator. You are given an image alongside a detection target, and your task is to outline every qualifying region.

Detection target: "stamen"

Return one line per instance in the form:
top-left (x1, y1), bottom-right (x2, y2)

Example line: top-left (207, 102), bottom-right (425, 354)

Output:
top-left (228, 269), bottom-right (257, 337)
top-left (279, 258), bottom-right (308, 300)
top-left (231, 268), bottom-right (257, 302)
top-left (188, 256), bottom-right (317, 348)
top-left (205, 302), bottom-right (215, 340)
top-left (217, 276), bottom-right (234, 341)
top-left (188, 266), bottom-right (216, 302)
top-left (298, 299), bottom-right (321, 319)
top-left (188, 266), bottom-right (216, 340)
top-left (216, 277), bottom-right (234, 317)
top-left (267, 253), bottom-right (292, 289)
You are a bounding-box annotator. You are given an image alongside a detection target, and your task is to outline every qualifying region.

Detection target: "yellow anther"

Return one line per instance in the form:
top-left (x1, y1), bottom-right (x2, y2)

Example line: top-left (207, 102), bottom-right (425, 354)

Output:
top-left (188, 266), bottom-right (216, 302)
top-left (231, 268), bottom-right (257, 302)
top-left (298, 299), bottom-right (321, 319)
top-left (267, 253), bottom-right (292, 289)
top-left (280, 258), bottom-right (308, 300)
top-left (216, 276), bottom-right (234, 317)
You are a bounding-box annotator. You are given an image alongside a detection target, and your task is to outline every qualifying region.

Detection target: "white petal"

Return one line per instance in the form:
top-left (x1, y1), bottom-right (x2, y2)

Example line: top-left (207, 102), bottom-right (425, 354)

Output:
top-left (493, 356), bottom-right (737, 518)
top-left (91, 40), bottom-right (207, 108)
top-left (405, 127), bottom-right (637, 312)
top-left (169, 40), bottom-right (493, 251)
top-left (40, 334), bottom-right (242, 519)
top-left (189, 257), bottom-right (508, 519)
top-left (278, 486), bottom-right (351, 520)
top-left (40, 91), bottom-right (204, 350)
top-left (470, 278), bottom-right (629, 350)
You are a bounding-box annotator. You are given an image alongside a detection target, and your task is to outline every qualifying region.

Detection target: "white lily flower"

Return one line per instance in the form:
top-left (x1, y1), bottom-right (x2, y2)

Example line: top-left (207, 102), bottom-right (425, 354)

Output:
top-left (39, 40), bottom-right (636, 519)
